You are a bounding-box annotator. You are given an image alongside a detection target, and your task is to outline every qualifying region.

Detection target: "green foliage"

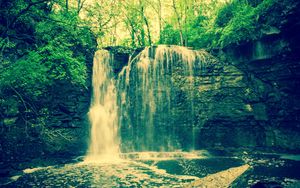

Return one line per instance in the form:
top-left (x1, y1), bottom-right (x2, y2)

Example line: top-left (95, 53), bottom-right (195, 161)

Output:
top-left (158, 0), bottom-right (222, 48)
top-left (0, 0), bottom-right (95, 127)
top-left (34, 43), bottom-right (86, 85)
top-left (1, 30), bottom-right (87, 96)
top-left (1, 4), bottom-right (94, 88)
top-left (218, 2), bottom-right (257, 47)
top-left (160, 24), bottom-right (181, 45)
top-left (158, 0), bottom-right (298, 49)
top-left (216, 0), bottom-right (298, 47)
top-left (33, 11), bottom-right (93, 86)
top-left (185, 15), bottom-right (221, 49)
top-left (215, 2), bottom-right (235, 27)
top-left (1, 53), bottom-right (47, 99)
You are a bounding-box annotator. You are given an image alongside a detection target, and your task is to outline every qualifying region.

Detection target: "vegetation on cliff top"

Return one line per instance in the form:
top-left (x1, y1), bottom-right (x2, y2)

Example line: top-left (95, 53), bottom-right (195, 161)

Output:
top-left (160, 0), bottom-right (298, 48)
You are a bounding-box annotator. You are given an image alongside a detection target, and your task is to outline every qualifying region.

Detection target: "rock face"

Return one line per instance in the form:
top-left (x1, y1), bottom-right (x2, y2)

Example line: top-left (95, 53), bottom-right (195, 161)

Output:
top-left (197, 34), bottom-right (299, 151)
top-left (107, 18), bottom-right (300, 152)
top-left (196, 49), bottom-right (300, 151)
top-left (200, 21), bottom-right (300, 151)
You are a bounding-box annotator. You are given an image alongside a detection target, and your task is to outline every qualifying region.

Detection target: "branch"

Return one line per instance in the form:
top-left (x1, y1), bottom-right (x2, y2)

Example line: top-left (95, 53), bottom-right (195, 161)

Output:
top-left (9, 85), bottom-right (38, 115)
top-left (77, 0), bottom-right (87, 14)
top-left (9, 85), bottom-right (28, 112)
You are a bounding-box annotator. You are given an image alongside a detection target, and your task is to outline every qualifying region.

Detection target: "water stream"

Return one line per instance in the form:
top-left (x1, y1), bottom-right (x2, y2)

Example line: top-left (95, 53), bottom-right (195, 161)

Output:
top-left (85, 50), bottom-right (120, 162)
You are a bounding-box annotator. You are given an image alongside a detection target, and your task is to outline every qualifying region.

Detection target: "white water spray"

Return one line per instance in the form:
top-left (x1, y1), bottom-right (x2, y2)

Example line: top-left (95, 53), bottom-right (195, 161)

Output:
top-left (85, 50), bottom-right (120, 162)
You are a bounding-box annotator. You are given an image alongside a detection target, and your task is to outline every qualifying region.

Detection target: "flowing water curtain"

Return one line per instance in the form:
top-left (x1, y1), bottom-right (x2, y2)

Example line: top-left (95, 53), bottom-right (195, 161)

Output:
top-left (85, 50), bottom-right (120, 162)
top-left (117, 45), bottom-right (217, 152)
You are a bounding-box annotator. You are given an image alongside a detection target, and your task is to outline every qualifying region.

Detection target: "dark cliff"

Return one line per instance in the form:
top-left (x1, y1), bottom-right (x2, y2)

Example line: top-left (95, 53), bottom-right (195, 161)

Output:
top-left (106, 13), bottom-right (300, 152)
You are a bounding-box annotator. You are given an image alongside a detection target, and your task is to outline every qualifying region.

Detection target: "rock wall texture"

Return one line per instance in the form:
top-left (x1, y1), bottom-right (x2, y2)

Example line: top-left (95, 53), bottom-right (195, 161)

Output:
top-left (197, 44), bottom-right (300, 151)
top-left (200, 12), bottom-right (300, 151)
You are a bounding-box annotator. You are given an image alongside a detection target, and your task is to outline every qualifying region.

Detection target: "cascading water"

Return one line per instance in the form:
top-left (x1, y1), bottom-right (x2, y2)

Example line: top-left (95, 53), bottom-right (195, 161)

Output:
top-left (85, 50), bottom-right (120, 162)
top-left (118, 45), bottom-right (217, 152)
top-left (84, 46), bottom-right (216, 158)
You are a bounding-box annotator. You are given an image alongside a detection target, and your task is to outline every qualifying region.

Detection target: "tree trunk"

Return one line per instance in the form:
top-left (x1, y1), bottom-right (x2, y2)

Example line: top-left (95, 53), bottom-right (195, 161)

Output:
top-left (183, 0), bottom-right (188, 46)
top-left (141, 5), bottom-right (152, 45)
top-left (138, 0), bottom-right (147, 46)
top-left (66, 0), bottom-right (69, 12)
top-left (172, 0), bottom-right (184, 46)
top-left (158, 0), bottom-right (162, 43)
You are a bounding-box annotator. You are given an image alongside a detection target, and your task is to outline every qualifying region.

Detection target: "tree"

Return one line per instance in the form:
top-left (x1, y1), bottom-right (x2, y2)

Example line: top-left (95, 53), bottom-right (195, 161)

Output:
top-left (66, 0), bottom-right (69, 11)
top-left (85, 0), bottom-right (120, 46)
top-left (0, 0), bottom-right (50, 40)
top-left (139, 0), bottom-right (152, 46)
top-left (121, 0), bottom-right (152, 47)
top-left (171, 0), bottom-right (184, 46)
top-left (157, 0), bottom-right (163, 43)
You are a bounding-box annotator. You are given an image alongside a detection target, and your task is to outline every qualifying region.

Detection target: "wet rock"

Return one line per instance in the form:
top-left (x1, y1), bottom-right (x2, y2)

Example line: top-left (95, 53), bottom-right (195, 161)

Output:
top-left (187, 164), bottom-right (250, 188)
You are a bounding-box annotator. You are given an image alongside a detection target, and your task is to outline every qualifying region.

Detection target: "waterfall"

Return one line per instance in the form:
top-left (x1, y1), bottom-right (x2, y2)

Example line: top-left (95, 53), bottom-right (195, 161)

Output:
top-left (85, 50), bottom-right (120, 162)
top-left (118, 45), bottom-right (216, 152)
top-left (84, 46), bottom-right (216, 157)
